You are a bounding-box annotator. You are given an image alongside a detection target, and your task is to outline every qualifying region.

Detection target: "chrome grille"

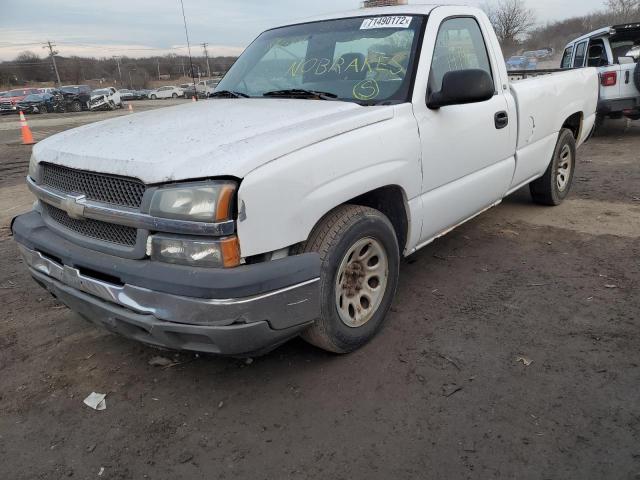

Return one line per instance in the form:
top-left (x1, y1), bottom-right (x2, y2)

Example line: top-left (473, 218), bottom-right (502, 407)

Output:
top-left (44, 204), bottom-right (138, 247)
top-left (41, 163), bottom-right (146, 208)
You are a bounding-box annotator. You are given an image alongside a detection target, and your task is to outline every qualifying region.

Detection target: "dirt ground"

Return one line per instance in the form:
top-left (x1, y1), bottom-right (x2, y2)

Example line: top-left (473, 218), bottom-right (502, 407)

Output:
top-left (0, 106), bottom-right (639, 479)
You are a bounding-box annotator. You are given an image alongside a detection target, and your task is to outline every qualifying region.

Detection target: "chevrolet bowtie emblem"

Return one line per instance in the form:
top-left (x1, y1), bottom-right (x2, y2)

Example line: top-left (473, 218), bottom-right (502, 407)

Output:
top-left (61, 194), bottom-right (87, 220)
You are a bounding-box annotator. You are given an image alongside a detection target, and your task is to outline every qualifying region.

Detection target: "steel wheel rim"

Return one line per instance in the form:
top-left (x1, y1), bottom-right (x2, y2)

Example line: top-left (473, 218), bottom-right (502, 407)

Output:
top-left (556, 144), bottom-right (573, 192)
top-left (335, 237), bottom-right (389, 328)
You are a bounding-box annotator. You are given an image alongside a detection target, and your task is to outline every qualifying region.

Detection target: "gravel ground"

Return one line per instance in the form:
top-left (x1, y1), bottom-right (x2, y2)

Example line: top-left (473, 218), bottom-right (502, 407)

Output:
top-left (0, 111), bottom-right (639, 479)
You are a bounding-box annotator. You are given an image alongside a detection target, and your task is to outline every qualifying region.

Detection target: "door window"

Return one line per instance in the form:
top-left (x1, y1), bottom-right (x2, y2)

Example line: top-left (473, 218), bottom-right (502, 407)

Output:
top-left (430, 17), bottom-right (493, 93)
top-left (587, 39), bottom-right (608, 67)
top-left (573, 41), bottom-right (588, 67)
top-left (561, 46), bottom-right (574, 68)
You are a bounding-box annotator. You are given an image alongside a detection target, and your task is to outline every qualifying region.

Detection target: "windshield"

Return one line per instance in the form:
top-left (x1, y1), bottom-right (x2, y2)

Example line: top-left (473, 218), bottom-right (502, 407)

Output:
top-left (61, 87), bottom-right (79, 94)
top-left (216, 15), bottom-right (425, 105)
top-left (7, 90), bottom-right (28, 97)
top-left (92, 89), bottom-right (110, 95)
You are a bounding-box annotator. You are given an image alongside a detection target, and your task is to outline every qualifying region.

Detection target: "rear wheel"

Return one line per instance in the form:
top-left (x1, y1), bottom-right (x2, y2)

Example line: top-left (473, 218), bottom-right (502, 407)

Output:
top-left (150, 95), bottom-right (157, 100)
top-left (297, 205), bottom-right (400, 353)
top-left (530, 128), bottom-right (576, 206)
top-left (70, 100), bottom-right (82, 112)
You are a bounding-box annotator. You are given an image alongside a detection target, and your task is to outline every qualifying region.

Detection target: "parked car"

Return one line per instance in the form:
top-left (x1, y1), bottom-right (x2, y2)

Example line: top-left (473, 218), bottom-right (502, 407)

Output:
top-left (562, 23), bottom-right (640, 125)
top-left (197, 79), bottom-right (219, 97)
top-left (38, 87), bottom-right (57, 94)
top-left (90, 87), bottom-right (122, 111)
top-left (0, 88), bottom-right (41, 114)
top-left (506, 55), bottom-right (536, 70)
top-left (149, 86), bottom-right (184, 99)
top-left (13, 5), bottom-right (598, 356)
top-left (119, 89), bottom-right (139, 101)
top-left (182, 84), bottom-right (198, 99)
top-left (138, 89), bottom-right (153, 99)
top-left (16, 93), bottom-right (57, 114)
top-left (59, 85), bottom-right (91, 112)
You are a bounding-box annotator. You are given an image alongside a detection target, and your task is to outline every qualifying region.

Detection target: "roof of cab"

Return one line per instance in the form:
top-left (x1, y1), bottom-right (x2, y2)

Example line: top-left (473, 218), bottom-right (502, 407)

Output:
top-left (565, 27), bottom-right (613, 48)
top-left (273, 4), bottom-right (441, 29)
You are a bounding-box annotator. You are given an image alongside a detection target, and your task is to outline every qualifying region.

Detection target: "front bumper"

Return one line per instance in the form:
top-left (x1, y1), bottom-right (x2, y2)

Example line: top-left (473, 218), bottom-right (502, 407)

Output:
top-left (12, 211), bottom-right (321, 356)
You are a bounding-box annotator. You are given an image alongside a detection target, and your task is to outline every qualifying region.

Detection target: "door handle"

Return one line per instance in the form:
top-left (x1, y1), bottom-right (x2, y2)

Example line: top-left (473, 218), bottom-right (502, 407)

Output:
top-left (495, 111), bottom-right (509, 129)
top-left (625, 71), bottom-right (630, 84)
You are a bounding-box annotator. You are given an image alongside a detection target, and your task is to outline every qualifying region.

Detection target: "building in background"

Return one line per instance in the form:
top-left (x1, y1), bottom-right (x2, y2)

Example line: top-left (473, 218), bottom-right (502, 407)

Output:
top-left (362, 0), bottom-right (408, 7)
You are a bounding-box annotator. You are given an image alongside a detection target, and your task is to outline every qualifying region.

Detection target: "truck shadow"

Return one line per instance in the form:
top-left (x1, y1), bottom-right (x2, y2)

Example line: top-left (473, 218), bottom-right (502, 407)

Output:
top-left (595, 118), bottom-right (640, 137)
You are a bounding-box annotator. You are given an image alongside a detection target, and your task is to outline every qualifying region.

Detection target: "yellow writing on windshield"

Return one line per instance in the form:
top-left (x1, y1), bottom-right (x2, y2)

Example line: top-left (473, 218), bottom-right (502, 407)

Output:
top-left (287, 52), bottom-right (407, 78)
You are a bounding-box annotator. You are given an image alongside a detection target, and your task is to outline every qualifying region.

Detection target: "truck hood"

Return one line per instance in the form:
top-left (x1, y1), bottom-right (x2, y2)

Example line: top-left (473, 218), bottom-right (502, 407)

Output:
top-left (33, 99), bottom-right (394, 183)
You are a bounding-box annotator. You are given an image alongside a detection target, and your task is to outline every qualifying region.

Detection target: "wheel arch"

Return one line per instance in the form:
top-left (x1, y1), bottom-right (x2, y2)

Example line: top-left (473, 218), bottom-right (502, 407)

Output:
top-left (561, 112), bottom-right (584, 140)
top-left (344, 185), bottom-right (409, 254)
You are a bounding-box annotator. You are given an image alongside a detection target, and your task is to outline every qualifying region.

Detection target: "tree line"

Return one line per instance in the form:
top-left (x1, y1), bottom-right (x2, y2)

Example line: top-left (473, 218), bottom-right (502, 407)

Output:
top-left (484, 0), bottom-right (640, 56)
top-left (0, 53), bottom-right (237, 89)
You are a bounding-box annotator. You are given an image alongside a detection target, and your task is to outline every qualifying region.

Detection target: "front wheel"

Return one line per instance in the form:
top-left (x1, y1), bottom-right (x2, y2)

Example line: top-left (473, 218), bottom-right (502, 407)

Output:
top-left (298, 205), bottom-right (400, 353)
top-left (70, 100), bottom-right (82, 112)
top-left (172, 93), bottom-right (178, 99)
top-left (150, 95), bottom-right (157, 100)
top-left (530, 128), bottom-right (576, 206)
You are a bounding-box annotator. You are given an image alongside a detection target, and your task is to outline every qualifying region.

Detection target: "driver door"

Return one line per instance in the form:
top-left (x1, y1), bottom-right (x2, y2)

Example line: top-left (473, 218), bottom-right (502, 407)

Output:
top-left (412, 12), bottom-right (516, 245)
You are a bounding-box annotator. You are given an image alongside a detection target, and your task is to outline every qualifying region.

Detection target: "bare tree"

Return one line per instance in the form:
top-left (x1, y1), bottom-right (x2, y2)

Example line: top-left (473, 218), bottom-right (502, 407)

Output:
top-left (483, 0), bottom-right (536, 48)
top-left (603, 0), bottom-right (640, 22)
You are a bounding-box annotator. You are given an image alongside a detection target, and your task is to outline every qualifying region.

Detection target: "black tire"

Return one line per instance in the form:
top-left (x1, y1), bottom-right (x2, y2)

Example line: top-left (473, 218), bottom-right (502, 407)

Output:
top-left (633, 61), bottom-right (640, 92)
top-left (297, 205), bottom-right (400, 353)
top-left (150, 95), bottom-right (157, 100)
top-left (530, 128), bottom-right (576, 206)
top-left (172, 93), bottom-right (178, 99)
top-left (70, 100), bottom-right (82, 112)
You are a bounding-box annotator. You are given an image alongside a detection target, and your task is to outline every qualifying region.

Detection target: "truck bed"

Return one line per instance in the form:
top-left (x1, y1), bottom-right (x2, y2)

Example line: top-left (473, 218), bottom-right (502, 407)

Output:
top-left (507, 67), bottom-right (599, 190)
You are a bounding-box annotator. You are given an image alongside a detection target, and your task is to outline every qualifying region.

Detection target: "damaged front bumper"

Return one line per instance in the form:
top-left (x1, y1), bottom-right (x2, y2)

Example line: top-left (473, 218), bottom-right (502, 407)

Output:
top-left (12, 211), bottom-right (321, 356)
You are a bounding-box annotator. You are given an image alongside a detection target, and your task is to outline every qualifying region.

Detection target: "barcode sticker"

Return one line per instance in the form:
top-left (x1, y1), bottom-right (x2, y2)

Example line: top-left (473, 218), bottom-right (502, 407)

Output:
top-left (360, 16), bottom-right (413, 30)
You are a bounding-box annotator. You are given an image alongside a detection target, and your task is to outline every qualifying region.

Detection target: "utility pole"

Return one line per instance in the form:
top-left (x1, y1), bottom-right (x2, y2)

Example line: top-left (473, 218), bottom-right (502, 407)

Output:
top-left (129, 68), bottom-right (136, 89)
top-left (113, 56), bottom-right (122, 86)
top-left (201, 42), bottom-right (211, 78)
top-left (181, 59), bottom-right (186, 78)
top-left (43, 40), bottom-right (61, 86)
top-left (157, 59), bottom-right (161, 80)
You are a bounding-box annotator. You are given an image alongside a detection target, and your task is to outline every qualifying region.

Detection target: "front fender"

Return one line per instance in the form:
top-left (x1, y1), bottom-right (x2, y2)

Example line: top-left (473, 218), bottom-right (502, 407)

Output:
top-left (237, 104), bottom-right (422, 257)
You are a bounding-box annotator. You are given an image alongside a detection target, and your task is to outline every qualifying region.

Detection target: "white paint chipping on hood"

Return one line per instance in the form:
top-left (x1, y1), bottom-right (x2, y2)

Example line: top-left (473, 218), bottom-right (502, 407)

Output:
top-left (33, 99), bottom-right (394, 184)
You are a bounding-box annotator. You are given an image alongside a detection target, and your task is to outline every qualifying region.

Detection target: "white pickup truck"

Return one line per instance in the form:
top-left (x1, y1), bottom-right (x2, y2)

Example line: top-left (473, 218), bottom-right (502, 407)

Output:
top-left (12, 5), bottom-right (598, 356)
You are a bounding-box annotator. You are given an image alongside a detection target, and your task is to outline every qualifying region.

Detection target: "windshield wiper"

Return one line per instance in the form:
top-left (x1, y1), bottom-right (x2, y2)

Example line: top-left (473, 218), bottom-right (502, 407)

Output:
top-left (209, 90), bottom-right (250, 98)
top-left (263, 89), bottom-right (339, 101)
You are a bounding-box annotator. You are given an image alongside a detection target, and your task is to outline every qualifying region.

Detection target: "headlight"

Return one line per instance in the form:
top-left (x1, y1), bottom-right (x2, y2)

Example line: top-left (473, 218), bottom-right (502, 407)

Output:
top-left (150, 234), bottom-right (240, 268)
top-left (149, 181), bottom-right (236, 223)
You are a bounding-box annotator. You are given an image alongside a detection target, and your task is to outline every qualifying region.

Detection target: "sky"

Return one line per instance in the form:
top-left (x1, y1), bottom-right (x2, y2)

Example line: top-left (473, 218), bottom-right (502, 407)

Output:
top-left (0, 0), bottom-right (607, 61)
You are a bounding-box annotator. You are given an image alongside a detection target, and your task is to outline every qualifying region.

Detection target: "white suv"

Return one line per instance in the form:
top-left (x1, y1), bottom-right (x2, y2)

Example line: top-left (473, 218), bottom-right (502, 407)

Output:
top-left (149, 86), bottom-right (184, 100)
top-left (562, 22), bottom-right (640, 125)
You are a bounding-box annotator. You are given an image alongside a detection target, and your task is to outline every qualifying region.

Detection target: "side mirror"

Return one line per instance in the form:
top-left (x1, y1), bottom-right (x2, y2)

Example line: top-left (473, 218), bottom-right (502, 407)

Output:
top-left (428, 69), bottom-right (495, 110)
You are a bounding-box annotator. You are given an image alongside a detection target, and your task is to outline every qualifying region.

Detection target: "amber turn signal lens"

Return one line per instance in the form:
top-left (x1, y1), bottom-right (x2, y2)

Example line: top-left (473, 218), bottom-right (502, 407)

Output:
top-left (221, 236), bottom-right (241, 268)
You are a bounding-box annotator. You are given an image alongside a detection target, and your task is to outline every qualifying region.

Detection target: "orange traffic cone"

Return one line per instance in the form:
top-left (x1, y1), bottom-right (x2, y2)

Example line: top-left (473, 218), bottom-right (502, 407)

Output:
top-left (192, 96), bottom-right (196, 102)
top-left (19, 111), bottom-right (35, 145)
top-left (128, 104), bottom-right (133, 113)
